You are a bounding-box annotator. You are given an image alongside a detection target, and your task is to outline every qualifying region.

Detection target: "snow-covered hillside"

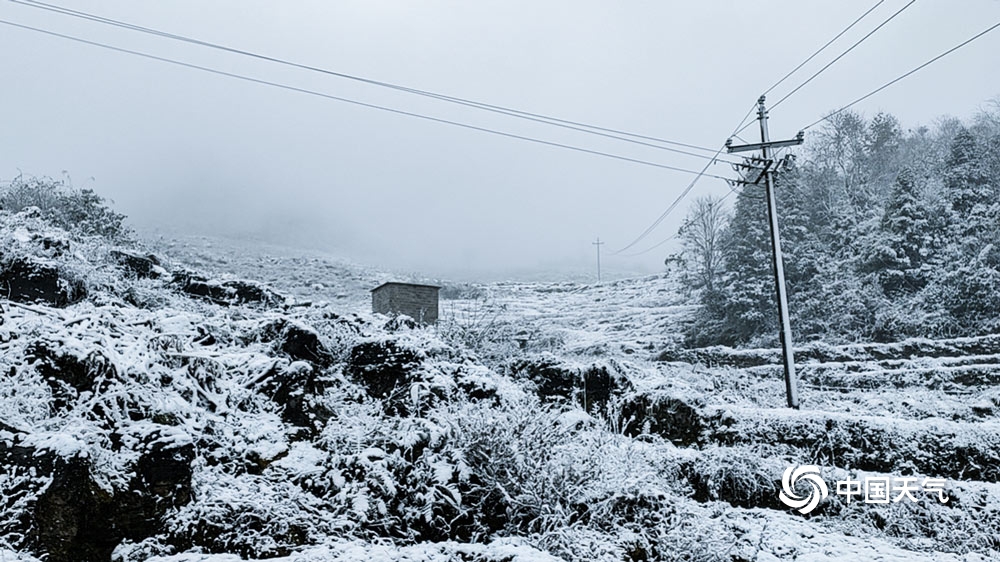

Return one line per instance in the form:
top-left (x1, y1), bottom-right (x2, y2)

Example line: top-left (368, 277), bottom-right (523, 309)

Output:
top-left (1, 208), bottom-right (998, 562)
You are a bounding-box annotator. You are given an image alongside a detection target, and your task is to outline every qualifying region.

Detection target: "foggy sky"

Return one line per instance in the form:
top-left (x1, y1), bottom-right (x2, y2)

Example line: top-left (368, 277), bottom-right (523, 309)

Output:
top-left (2, 1), bottom-right (999, 280)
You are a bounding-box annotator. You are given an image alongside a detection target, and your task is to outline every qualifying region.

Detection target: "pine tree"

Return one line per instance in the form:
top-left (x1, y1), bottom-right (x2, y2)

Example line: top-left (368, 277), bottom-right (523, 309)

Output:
top-left (926, 127), bottom-right (1000, 335)
top-left (773, 165), bottom-right (869, 341)
top-left (945, 128), bottom-right (991, 220)
top-left (713, 175), bottom-right (784, 346)
top-left (862, 112), bottom-right (904, 198)
top-left (684, 99), bottom-right (1000, 347)
top-left (870, 168), bottom-right (933, 296)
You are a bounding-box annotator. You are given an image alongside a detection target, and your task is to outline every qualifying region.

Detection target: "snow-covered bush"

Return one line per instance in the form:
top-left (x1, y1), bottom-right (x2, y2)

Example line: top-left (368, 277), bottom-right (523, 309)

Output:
top-left (0, 460), bottom-right (49, 553)
top-left (162, 462), bottom-right (348, 558)
top-left (0, 176), bottom-right (129, 240)
top-left (4, 180), bottom-right (1000, 562)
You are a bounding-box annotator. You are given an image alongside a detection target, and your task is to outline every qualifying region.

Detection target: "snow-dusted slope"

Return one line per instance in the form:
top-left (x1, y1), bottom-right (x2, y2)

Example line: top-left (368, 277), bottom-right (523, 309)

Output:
top-left (1, 212), bottom-right (997, 562)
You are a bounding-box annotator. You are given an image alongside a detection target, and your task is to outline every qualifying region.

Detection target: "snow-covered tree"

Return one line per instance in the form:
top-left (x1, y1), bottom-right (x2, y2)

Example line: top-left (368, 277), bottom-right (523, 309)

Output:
top-left (867, 169), bottom-right (934, 296)
top-left (945, 128), bottom-right (992, 219)
top-left (676, 195), bottom-right (729, 293)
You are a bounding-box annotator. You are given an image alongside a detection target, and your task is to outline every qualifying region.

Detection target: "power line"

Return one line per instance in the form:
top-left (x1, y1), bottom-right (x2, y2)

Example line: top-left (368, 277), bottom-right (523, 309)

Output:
top-left (622, 12), bottom-right (1000, 257)
top-left (613, 101), bottom-right (757, 255)
top-left (9, 0), bottom-right (731, 162)
top-left (615, 0), bottom-right (883, 258)
top-left (0, 18), bottom-right (733, 179)
top-left (761, 0), bottom-right (886, 97)
top-left (769, 0), bottom-right (916, 110)
top-left (733, 0), bottom-right (917, 138)
top-left (612, 150), bottom-right (727, 254)
top-left (804, 19), bottom-right (1000, 130)
top-left (616, 189), bottom-right (735, 257)
top-left (616, 0), bottom-right (883, 257)
top-left (732, 104), bottom-right (760, 141)
top-left (623, 160), bottom-right (780, 258)
top-left (725, 168), bottom-right (768, 201)
top-left (613, 0), bottom-right (889, 255)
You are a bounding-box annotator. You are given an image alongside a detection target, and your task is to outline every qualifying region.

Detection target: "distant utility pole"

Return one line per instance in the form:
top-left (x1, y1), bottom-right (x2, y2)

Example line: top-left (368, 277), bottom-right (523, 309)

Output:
top-left (593, 237), bottom-right (604, 283)
top-left (726, 96), bottom-right (803, 409)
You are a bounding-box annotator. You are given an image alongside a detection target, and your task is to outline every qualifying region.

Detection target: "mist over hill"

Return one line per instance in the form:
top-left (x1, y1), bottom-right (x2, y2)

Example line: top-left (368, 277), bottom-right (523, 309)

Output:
top-left (2, 164), bottom-right (1000, 561)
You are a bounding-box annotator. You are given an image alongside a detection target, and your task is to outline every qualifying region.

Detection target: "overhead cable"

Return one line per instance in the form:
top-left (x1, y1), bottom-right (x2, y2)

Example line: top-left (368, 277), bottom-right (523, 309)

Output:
top-left (803, 19), bottom-right (1000, 130)
top-left (761, 0), bottom-right (886, 97)
top-left (770, 0), bottom-right (917, 110)
top-left (0, 18), bottom-right (733, 179)
top-left (10, 0), bottom-right (730, 162)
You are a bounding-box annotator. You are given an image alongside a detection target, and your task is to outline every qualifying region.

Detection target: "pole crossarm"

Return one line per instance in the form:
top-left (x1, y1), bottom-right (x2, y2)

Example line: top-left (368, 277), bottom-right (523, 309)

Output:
top-left (726, 131), bottom-right (805, 153)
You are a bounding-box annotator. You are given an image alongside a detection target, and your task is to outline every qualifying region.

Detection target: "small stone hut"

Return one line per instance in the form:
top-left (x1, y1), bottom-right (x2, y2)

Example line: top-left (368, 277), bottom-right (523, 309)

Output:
top-left (371, 282), bottom-right (440, 324)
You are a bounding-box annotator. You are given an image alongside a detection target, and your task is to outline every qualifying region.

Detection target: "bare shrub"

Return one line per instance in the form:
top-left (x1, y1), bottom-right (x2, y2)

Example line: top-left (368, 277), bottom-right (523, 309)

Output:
top-left (439, 294), bottom-right (518, 362)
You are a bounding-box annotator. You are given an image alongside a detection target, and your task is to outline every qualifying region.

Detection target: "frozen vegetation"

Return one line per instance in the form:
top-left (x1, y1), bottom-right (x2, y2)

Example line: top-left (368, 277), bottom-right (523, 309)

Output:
top-left (1, 177), bottom-right (999, 562)
top-left (678, 106), bottom-right (1000, 348)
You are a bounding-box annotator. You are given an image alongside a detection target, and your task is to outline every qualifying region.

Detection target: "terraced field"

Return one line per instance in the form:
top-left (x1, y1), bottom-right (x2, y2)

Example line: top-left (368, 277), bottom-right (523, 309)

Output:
top-left (3, 222), bottom-right (998, 561)
top-left (443, 278), bottom-right (1000, 559)
top-left (148, 235), bottom-right (1000, 559)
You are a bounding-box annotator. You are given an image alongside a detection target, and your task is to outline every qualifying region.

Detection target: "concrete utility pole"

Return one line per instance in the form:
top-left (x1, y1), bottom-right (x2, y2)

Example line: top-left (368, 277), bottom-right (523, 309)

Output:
top-left (726, 96), bottom-right (803, 409)
top-left (593, 237), bottom-right (604, 283)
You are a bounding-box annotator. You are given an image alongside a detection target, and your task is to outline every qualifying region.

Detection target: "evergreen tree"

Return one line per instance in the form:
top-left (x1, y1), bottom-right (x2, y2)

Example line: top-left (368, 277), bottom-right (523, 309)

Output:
top-left (862, 112), bottom-right (904, 197)
top-left (683, 99), bottom-right (1000, 348)
top-left (685, 185), bottom-right (774, 347)
top-left (869, 169), bottom-right (934, 296)
top-left (719, 184), bottom-right (777, 346)
top-left (926, 127), bottom-right (1000, 335)
top-left (945, 127), bottom-right (992, 219)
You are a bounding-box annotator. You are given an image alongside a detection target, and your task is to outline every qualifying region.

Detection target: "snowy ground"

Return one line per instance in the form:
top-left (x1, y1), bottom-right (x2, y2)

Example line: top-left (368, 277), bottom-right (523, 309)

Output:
top-left (2, 222), bottom-right (998, 561)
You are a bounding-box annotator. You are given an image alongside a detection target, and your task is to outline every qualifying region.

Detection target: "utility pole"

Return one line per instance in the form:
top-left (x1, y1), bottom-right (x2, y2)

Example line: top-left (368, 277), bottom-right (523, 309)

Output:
top-left (726, 96), bottom-right (803, 409)
top-left (593, 237), bottom-right (604, 283)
